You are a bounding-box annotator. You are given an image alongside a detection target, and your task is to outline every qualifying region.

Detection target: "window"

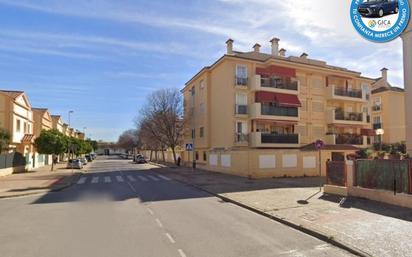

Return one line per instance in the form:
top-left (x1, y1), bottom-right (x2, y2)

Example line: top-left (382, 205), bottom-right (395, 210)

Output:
top-left (191, 128), bottom-right (195, 139)
top-left (23, 122), bottom-right (27, 133)
top-left (200, 127), bottom-right (204, 138)
top-left (236, 65), bottom-right (247, 79)
top-left (16, 120), bottom-right (21, 132)
top-left (203, 152), bottom-right (207, 161)
top-left (373, 116), bottom-right (381, 124)
top-left (195, 151), bottom-right (199, 161)
top-left (191, 86), bottom-right (195, 96)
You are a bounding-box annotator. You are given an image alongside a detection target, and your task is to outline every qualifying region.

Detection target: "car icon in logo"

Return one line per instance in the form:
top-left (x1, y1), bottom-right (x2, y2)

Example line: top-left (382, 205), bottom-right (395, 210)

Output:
top-left (358, 0), bottom-right (399, 18)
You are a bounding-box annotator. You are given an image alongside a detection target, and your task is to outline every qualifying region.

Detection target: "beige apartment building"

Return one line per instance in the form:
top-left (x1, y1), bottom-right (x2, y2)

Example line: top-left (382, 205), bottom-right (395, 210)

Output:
top-left (371, 68), bottom-right (406, 144)
top-left (32, 108), bottom-right (53, 167)
top-left (181, 38), bottom-right (376, 178)
top-left (51, 115), bottom-right (64, 133)
top-left (0, 90), bottom-right (35, 170)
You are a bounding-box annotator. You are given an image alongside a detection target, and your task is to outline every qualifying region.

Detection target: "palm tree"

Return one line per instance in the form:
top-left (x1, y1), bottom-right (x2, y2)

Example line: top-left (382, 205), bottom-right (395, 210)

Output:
top-left (0, 128), bottom-right (10, 154)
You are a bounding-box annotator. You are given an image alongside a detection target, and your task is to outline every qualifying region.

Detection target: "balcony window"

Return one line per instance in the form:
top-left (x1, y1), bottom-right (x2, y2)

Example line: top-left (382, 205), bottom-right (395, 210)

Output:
top-left (334, 110), bottom-right (363, 122)
top-left (372, 105), bottom-right (382, 111)
top-left (235, 133), bottom-right (248, 143)
top-left (373, 123), bottom-right (382, 130)
top-left (334, 87), bottom-right (362, 98)
top-left (235, 104), bottom-right (248, 115)
top-left (260, 76), bottom-right (298, 91)
top-left (236, 65), bottom-right (248, 86)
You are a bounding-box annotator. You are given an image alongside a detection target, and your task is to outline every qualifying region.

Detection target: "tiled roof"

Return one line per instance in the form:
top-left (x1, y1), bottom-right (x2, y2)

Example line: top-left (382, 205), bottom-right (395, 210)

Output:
top-left (0, 90), bottom-right (24, 99)
top-left (372, 86), bottom-right (404, 94)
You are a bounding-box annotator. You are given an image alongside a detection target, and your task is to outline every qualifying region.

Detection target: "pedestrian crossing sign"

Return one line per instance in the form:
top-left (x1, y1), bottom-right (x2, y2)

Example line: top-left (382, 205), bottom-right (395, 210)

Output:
top-left (185, 143), bottom-right (193, 151)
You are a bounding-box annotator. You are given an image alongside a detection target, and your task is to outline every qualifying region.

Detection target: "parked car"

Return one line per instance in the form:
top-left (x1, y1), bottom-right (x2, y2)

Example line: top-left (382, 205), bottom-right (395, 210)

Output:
top-left (79, 157), bottom-right (88, 166)
top-left (135, 155), bottom-right (147, 164)
top-left (358, 0), bottom-right (399, 18)
top-left (67, 159), bottom-right (83, 169)
top-left (85, 154), bottom-right (93, 162)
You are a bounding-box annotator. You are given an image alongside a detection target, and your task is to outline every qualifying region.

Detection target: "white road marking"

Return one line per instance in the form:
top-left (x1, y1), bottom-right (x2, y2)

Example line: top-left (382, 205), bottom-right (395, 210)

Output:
top-left (104, 176), bottom-right (111, 183)
top-left (77, 177), bottom-right (87, 185)
top-left (138, 175), bottom-right (148, 181)
top-left (127, 175), bottom-right (136, 182)
top-left (178, 249), bottom-right (187, 257)
top-left (116, 176), bottom-right (124, 182)
top-left (147, 208), bottom-right (154, 215)
top-left (148, 175), bottom-right (159, 181)
top-left (155, 218), bottom-right (163, 228)
top-left (91, 177), bottom-right (99, 184)
top-left (157, 175), bottom-right (171, 181)
top-left (165, 233), bottom-right (175, 244)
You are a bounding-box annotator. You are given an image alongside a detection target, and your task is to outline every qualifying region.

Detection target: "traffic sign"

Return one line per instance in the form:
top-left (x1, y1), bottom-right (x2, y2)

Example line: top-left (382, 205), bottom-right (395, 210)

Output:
top-left (185, 143), bottom-right (193, 151)
top-left (315, 139), bottom-right (324, 150)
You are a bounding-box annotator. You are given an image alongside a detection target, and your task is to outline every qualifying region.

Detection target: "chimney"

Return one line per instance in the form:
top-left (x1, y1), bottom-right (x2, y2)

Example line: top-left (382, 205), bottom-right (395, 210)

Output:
top-left (270, 37), bottom-right (280, 56)
top-left (381, 67), bottom-right (388, 82)
top-left (253, 43), bottom-right (261, 53)
top-left (226, 38), bottom-right (234, 55)
top-left (279, 48), bottom-right (286, 57)
top-left (300, 53), bottom-right (308, 59)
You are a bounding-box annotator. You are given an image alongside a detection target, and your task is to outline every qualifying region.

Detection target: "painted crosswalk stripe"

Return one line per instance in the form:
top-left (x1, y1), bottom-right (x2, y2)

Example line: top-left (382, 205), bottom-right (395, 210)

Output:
top-left (147, 175), bottom-right (159, 181)
top-left (138, 175), bottom-right (148, 182)
top-left (127, 175), bottom-right (136, 182)
top-left (157, 175), bottom-right (171, 181)
top-left (116, 176), bottom-right (124, 182)
top-left (91, 177), bottom-right (99, 184)
top-left (77, 177), bottom-right (87, 185)
top-left (104, 176), bottom-right (111, 183)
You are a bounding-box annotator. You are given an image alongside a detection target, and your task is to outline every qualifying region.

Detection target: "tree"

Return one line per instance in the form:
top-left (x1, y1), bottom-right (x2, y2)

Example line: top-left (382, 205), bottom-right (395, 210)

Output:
top-left (0, 128), bottom-right (10, 154)
top-left (34, 129), bottom-right (67, 171)
top-left (137, 88), bottom-right (185, 164)
top-left (117, 129), bottom-right (139, 153)
top-left (68, 137), bottom-right (93, 156)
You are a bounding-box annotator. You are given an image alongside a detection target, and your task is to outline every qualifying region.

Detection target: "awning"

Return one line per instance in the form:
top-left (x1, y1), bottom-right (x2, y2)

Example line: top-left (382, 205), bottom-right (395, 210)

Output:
top-left (256, 65), bottom-right (296, 77)
top-left (361, 129), bottom-right (376, 136)
top-left (21, 134), bottom-right (34, 143)
top-left (274, 93), bottom-right (301, 107)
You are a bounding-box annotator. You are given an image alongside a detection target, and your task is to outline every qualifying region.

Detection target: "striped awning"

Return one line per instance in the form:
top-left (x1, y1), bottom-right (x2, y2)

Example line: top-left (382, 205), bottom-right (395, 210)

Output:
top-left (21, 134), bottom-right (34, 143)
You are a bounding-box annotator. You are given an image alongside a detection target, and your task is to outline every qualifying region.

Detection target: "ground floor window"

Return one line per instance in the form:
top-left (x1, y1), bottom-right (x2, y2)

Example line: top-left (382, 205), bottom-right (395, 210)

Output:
top-left (203, 152), bottom-right (207, 161)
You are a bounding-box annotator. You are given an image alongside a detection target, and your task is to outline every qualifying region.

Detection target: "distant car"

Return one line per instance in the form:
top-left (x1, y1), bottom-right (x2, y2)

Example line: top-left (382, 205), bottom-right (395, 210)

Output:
top-left (135, 156), bottom-right (147, 164)
top-left (358, 0), bottom-right (399, 18)
top-left (67, 159), bottom-right (83, 169)
top-left (85, 154), bottom-right (93, 162)
top-left (79, 157), bottom-right (88, 166)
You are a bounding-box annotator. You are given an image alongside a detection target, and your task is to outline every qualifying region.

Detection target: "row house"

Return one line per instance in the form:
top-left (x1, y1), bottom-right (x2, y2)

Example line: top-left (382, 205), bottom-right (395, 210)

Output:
top-left (0, 90), bottom-right (86, 172)
top-left (181, 38), bottom-right (376, 178)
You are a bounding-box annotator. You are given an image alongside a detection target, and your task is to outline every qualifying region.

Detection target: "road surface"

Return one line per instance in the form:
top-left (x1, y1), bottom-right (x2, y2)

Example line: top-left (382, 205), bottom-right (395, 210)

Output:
top-left (0, 156), bottom-right (354, 257)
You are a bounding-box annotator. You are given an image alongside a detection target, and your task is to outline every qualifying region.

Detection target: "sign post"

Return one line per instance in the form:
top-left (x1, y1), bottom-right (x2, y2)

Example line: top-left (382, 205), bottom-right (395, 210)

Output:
top-left (315, 139), bottom-right (325, 192)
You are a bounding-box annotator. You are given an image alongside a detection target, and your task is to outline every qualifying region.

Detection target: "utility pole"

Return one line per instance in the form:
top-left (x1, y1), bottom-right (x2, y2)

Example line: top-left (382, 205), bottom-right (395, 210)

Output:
top-left (402, 7), bottom-right (412, 155)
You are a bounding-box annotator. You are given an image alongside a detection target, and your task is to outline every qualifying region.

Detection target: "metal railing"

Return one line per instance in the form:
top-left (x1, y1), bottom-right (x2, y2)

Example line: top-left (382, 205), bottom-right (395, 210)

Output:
top-left (235, 77), bottom-right (248, 86)
top-left (234, 133), bottom-right (249, 143)
top-left (334, 87), bottom-right (362, 98)
top-left (373, 123), bottom-right (383, 130)
top-left (261, 105), bottom-right (298, 117)
top-left (235, 104), bottom-right (248, 115)
top-left (334, 111), bottom-right (363, 122)
top-left (260, 78), bottom-right (298, 91)
top-left (335, 134), bottom-right (363, 145)
top-left (372, 105), bottom-right (382, 111)
top-left (261, 133), bottom-right (299, 144)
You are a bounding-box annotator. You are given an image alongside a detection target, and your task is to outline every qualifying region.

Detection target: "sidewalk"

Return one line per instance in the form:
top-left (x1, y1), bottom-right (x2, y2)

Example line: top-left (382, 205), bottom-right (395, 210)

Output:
top-left (0, 162), bottom-right (85, 199)
top-left (154, 163), bottom-right (412, 257)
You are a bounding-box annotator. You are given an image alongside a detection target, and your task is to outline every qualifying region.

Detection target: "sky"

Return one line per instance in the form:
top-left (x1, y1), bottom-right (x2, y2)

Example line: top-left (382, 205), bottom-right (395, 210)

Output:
top-left (0, 0), bottom-right (404, 142)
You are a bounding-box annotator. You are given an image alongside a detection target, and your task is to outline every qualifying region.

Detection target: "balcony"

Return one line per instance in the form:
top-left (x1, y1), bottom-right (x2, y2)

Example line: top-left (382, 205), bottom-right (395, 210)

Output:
top-left (326, 85), bottom-right (367, 102)
top-left (326, 109), bottom-right (367, 125)
top-left (235, 76), bottom-right (248, 87)
top-left (372, 105), bottom-right (382, 111)
top-left (250, 103), bottom-right (299, 121)
top-left (251, 75), bottom-right (298, 94)
top-left (250, 132), bottom-right (300, 148)
top-left (234, 133), bottom-right (249, 145)
top-left (235, 104), bottom-right (248, 115)
top-left (325, 134), bottom-right (368, 146)
top-left (373, 123), bottom-right (382, 129)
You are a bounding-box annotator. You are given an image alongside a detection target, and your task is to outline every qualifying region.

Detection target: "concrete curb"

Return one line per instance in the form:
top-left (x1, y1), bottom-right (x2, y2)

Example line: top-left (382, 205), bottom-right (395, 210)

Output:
top-left (152, 162), bottom-right (372, 257)
top-left (0, 172), bottom-right (83, 200)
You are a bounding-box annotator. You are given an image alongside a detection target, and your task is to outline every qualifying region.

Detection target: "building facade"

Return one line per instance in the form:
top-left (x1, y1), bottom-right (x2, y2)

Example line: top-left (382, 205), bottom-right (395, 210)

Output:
top-left (181, 38), bottom-right (375, 178)
top-left (32, 108), bottom-right (53, 168)
top-left (371, 68), bottom-right (406, 144)
top-left (0, 90), bottom-right (35, 169)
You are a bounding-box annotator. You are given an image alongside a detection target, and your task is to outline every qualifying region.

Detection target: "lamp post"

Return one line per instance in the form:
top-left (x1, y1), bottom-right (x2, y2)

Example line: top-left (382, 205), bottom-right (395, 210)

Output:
top-left (68, 110), bottom-right (74, 127)
top-left (376, 128), bottom-right (385, 151)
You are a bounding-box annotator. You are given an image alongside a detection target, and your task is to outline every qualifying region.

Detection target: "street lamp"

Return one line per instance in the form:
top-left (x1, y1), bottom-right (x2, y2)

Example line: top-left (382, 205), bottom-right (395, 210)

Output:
top-left (376, 128), bottom-right (385, 151)
top-left (68, 110), bottom-right (74, 127)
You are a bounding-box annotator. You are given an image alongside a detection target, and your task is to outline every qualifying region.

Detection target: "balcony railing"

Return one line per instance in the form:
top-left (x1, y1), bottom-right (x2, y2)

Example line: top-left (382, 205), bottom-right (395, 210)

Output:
top-left (261, 133), bottom-right (299, 144)
top-left (261, 105), bottom-right (298, 117)
top-left (373, 123), bottom-right (383, 129)
top-left (372, 105), bottom-right (382, 111)
top-left (260, 78), bottom-right (298, 91)
top-left (235, 77), bottom-right (248, 86)
top-left (335, 111), bottom-right (363, 122)
top-left (235, 104), bottom-right (248, 115)
top-left (335, 134), bottom-right (363, 145)
top-left (235, 133), bottom-right (248, 143)
top-left (334, 88), bottom-right (362, 98)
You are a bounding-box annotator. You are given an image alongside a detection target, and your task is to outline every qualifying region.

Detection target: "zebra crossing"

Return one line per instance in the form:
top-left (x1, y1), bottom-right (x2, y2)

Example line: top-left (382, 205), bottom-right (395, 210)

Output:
top-left (76, 174), bottom-right (172, 185)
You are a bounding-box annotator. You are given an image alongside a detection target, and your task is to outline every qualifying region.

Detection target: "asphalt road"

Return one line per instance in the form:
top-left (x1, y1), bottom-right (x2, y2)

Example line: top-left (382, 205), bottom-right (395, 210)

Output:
top-left (0, 156), bottom-right (354, 257)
